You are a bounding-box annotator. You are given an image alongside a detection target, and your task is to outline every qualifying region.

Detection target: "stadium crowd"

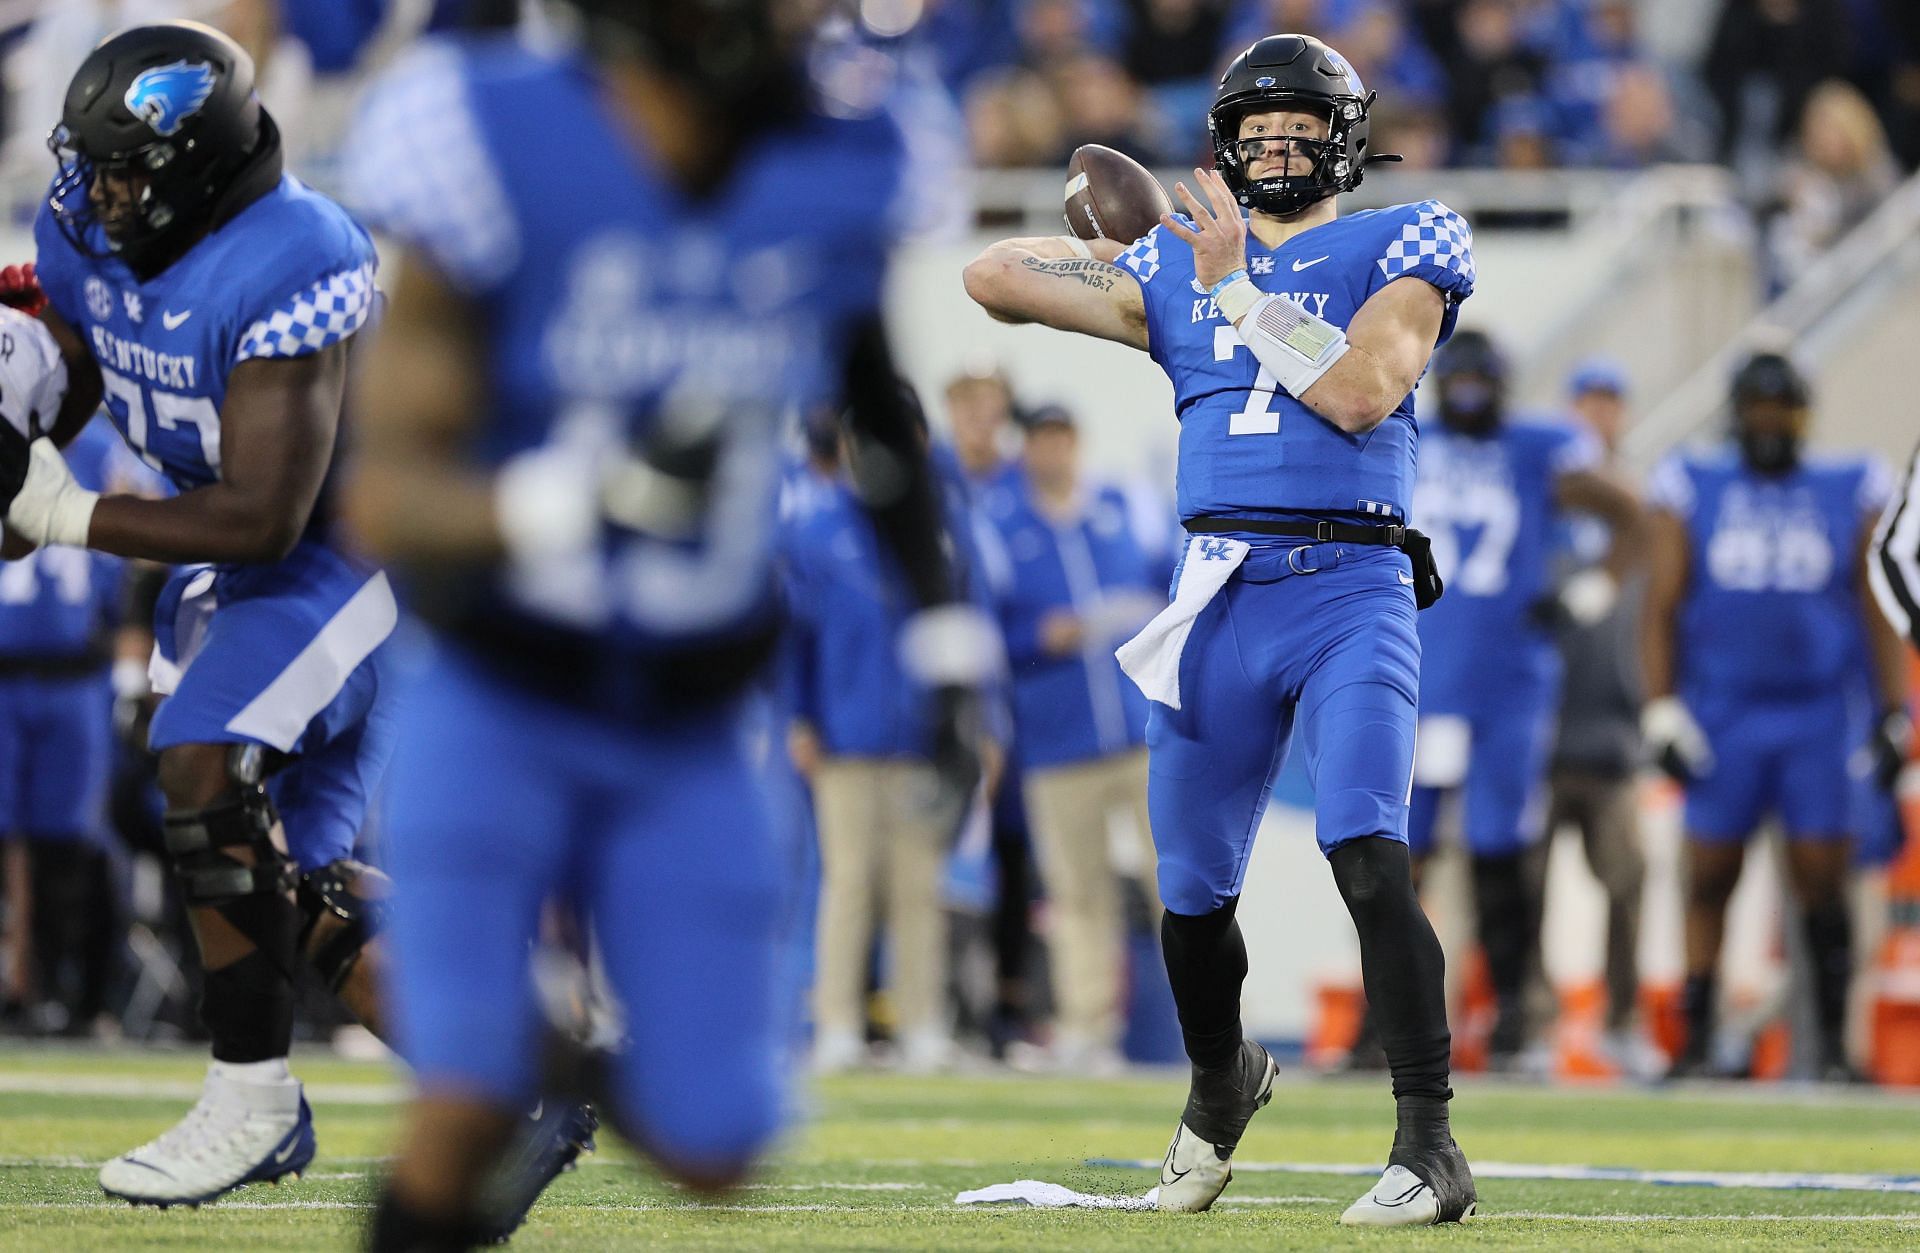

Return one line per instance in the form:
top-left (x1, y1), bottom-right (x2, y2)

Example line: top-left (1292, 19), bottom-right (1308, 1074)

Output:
top-left (0, 0), bottom-right (1913, 1098)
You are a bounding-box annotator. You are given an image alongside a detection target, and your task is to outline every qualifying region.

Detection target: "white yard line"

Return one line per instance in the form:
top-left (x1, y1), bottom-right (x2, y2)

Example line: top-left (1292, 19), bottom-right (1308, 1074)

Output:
top-left (0, 1072), bottom-right (404, 1104)
top-left (1087, 1157), bottom-right (1920, 1194)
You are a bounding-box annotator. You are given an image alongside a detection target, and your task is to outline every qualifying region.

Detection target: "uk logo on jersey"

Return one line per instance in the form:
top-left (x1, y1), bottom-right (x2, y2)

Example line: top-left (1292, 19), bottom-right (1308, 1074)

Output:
top-left (1199, 537), bottom-right (1236, 561)
top-left (124, 60), bottom-right (216, 138)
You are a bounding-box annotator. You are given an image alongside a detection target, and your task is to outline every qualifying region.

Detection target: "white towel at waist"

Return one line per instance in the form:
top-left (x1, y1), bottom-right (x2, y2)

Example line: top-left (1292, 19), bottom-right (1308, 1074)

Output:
top-left (1114, 534), bottom-right (1249, 709)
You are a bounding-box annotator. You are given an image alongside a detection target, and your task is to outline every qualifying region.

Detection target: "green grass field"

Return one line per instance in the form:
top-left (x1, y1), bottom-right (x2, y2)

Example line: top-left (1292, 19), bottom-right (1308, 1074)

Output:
top-left (4, 1044), bottom-right (1920, 1250)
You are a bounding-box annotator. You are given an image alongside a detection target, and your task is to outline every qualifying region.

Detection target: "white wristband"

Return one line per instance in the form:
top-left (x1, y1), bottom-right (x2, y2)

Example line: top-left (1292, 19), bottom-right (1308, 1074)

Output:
top-left (43, 485), bottom-right (97, 547)
top-left (1062, 235), bottom-right (1092, 258)
top-left (494, 444), bottom-right (599, 563)
top-left (1234, 292), bottom-right (1351, 397)
top-left (1213, 274), bottom-right (1261, 324)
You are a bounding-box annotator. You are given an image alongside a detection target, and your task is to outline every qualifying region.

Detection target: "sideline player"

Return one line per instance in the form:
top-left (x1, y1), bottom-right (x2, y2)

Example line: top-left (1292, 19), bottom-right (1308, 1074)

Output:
top-left (1408, 329), bottom-right (1640, 1070)
top-left (1642, 352), bottom-right (1904, 1079)
top-left (0, 22), bottom-right (444, 1207)
top-left (966, 33), bottom-right (1476, 1225)
top-left (337, 3), bottom-right (988, 1246)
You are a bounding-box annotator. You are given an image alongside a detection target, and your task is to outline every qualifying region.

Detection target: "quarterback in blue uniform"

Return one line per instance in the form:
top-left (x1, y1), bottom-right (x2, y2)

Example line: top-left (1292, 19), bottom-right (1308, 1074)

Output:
top-left (1643, 352), bottom-right (1905, 1079)
top-left (338, 2), bottom-right (984, 1245)
top-left (968, 33), bottom-right (1476, 1225)
top-left (0, 22), bottom-right (434, 1207)
top-left (1407, 330), bottom-right (1639, 1068)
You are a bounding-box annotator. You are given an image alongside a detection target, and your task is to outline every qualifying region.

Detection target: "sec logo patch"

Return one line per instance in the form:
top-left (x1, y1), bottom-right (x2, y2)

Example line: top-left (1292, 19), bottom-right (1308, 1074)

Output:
top-left (86, 275), bottom-right (113, 322)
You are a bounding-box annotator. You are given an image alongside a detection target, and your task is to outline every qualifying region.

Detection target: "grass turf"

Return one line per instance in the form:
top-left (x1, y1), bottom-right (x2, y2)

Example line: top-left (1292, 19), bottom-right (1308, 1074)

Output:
top-left (4, 1044), bottom-right (1920, 1249)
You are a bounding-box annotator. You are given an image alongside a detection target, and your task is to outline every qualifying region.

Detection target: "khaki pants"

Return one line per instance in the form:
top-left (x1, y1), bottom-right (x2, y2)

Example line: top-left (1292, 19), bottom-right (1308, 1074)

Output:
top-left (811, 758), bottom-right (949, 1036)
top-left (1546, 768), bottom-right (1645, 1032)
top-left (1024, 748), bottom-right (1160, 1048)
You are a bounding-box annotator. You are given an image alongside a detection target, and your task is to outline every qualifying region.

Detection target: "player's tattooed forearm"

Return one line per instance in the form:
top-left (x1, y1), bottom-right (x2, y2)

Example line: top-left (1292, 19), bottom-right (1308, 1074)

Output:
top-left (1020, 256), bottom-right (1121, 291)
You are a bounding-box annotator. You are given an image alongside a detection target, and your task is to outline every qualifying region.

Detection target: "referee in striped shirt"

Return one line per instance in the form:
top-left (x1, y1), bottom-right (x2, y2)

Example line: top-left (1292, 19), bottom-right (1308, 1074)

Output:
top-left (1874, 445), bottom-right (1920, 649)
top-left (1871, 446), bottom-right (1919, 791)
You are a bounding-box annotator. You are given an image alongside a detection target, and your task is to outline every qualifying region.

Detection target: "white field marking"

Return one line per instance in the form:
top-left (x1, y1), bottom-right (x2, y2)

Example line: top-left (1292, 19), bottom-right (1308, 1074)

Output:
top-left (1211, 1196), bottom-right (1340, 1205)
top-left (0, 1073), bottom-right (405, 1104)
top-left (731, 1182), bottom-right (934, 1192)
top-left (1085, 1158), bottom-right (1920, 1194)
top-left (1483, 1213), bottom-right (1920, 1224)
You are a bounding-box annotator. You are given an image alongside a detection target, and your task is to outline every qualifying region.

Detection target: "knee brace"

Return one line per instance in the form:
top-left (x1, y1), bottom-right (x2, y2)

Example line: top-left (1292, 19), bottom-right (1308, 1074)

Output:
top-left (161, 746), bottom-right (296, 908)
top-left (298, 858), bottom-right (392, 993)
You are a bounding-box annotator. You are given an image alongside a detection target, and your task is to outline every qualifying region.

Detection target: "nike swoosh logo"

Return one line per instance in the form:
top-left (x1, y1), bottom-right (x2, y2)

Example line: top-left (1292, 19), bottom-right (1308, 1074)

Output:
top-left (1161, 1129), bottom-right (1191, 1184)
top-left (1397, 571), bottom-right (1415, 586)
top-left (271, 1138), bottom-right (300, 1165)
top-left (1291, 256), bottom-right (1329, 271)
top-left (161, 310), bottom-right (192, 329)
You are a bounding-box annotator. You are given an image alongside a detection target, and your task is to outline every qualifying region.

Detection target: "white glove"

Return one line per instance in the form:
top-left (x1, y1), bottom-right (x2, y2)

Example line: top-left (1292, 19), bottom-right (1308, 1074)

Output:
top-left (6, 438), bottom-right (97, 548)
top-left (1642, 695), bottom-right (1713, 782)
top-left (1559, 567), bottom-right (1618, 628)
top-left (493, 442), bottom-right (601, 564)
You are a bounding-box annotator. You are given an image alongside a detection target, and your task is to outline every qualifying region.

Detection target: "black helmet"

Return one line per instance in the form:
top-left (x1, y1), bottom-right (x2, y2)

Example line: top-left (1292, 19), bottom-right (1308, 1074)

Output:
top-left (1431, 329), bottom-right (1507, 435)
top-left (1730, 351), bottom-right (1810, 412)
top-left (1208, 34), bottom-right (1392, 217)
top-left (48, 22), bottom-right (278, 268)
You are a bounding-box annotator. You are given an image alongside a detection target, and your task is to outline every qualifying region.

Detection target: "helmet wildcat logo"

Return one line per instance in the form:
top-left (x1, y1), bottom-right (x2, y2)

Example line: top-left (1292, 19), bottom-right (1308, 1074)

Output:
top-left (124, 60), bottom-right (216, 137)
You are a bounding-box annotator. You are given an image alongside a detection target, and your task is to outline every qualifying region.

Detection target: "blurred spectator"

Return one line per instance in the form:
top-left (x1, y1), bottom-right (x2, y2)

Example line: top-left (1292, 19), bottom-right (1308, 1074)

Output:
top-left (945, 368), bottom-right (1026, 514)
top-left (1369, 99), bottom-right (1452, 170)
top-left (1047, 51), bottom-right (1156, 161)
top-left (1121, 0), bottom-right (1233, 85)
top-left (1447, 0), bottom-right (1551, 164)
top-left (1546, 359), bottom-right (1658, 1077)
top-left (1591, 64), bottom-right (1710, 168)
top-left (1766, 78), bottom-right (1899, 288)
top-left (1492, 93), bottom-right (1557, 168)
top-left (983, 406), bottom-right (1164, 1072)
top-left (1706, 0), bottom-right (1848, 195)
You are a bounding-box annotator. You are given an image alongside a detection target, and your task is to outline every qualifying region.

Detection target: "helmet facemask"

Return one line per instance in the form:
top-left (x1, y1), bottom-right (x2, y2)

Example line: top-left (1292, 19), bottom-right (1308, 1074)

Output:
top-left (47, 126), bottom-right (184, 260)
top-left (1210, 90), bottom-right (1373, 217)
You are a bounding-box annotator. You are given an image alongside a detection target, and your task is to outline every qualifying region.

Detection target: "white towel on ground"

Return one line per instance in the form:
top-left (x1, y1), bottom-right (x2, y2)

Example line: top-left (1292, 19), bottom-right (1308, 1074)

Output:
top-left (1114, 535), bottom-right (1249, 709)
top-left (953, 1180), bottom-right (1159, 1210)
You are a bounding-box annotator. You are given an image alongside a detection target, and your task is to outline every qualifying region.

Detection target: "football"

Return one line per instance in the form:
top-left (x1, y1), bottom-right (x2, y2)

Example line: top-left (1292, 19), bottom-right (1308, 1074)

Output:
top-left (1063, 143), bottom-right (1173, 246)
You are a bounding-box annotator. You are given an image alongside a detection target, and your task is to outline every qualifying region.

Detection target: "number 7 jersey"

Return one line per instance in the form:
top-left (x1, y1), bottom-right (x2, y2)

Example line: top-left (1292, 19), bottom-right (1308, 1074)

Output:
top-left (1116, 200), bottom-right (1474, 523)
top-left (32, 176), bottom-right (376, 512)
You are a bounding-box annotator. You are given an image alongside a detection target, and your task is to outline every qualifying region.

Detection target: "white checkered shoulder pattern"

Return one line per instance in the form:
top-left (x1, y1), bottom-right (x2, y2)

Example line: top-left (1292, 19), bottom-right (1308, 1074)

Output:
top-left (1117, 226), bottom-right (1164, 284)
top-left (235, 263), bottom-right (376, 363)
top-left (338, 41), bottom-right (519, 292)
top-left (1376, 200), bottom-right (1475, 290)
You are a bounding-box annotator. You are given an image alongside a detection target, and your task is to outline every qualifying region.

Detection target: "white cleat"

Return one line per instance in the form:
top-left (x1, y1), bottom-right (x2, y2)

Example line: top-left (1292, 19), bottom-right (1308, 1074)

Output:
top-left (1153, 1040), bottom-right (1280, 1213)
top-left (99, 1070), bottom-right (315, 1207)
top-left (1154, 1121), bottom-right (1234, 1213)
top-left (1340, 1164), bottom-right (1478, 1227)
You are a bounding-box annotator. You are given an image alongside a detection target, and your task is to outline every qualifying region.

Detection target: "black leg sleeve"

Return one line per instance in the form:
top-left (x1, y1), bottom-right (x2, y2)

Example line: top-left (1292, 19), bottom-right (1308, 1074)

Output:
top-left (1330, 837), bottom-right (1453, 1107)
top-left (1469, 848), bottom-right (1542, 1054)
top-left (1802, 900), bottom-right (1853, 1066)
top-left (200, 891), bottom-right (302, 1063)
top-left (1160, 899), bottom-right (1248, 1072)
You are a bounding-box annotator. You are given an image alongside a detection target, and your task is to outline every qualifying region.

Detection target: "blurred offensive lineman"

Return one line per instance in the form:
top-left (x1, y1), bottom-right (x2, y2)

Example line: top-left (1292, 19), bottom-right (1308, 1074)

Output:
top-left (0, 22), bottom-right (514, 1211)
top-left (1642, 352), bottom-right (1906, 1079)
top-left (338, 1), bottom-right (984, 1246)
top-left (1408, 330), bottom-right (1640, 1070)
top-left (966, 34), bottom-right (1476, 1225)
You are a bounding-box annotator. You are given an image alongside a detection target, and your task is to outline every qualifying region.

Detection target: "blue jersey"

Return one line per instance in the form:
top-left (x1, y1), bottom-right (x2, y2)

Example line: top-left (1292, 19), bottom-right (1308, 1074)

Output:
top-left (342, 37), bottom-right (910, 671)
top-left (34, 174), bottom-right (377, 526)
top-left (1115, 199), bottom-right (1475, 523)
top-left (0, 421), bottom-right (127, 661)
top-left (1413, 417), bottom-right (1600, 706)
top-left (1650, 448), bottom-right (1892, 703)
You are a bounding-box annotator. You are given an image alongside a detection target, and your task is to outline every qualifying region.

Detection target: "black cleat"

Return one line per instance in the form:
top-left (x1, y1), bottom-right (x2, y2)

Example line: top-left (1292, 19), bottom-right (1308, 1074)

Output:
top-left (477, 1101), bottom-right (598, 1244)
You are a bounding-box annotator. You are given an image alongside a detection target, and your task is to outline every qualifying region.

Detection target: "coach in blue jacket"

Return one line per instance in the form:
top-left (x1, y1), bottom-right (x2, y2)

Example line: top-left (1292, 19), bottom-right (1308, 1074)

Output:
top-left (986, 406), bottom-right (1166, 1069)
top-left (784, 429), bottom-right (1004, 1076)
